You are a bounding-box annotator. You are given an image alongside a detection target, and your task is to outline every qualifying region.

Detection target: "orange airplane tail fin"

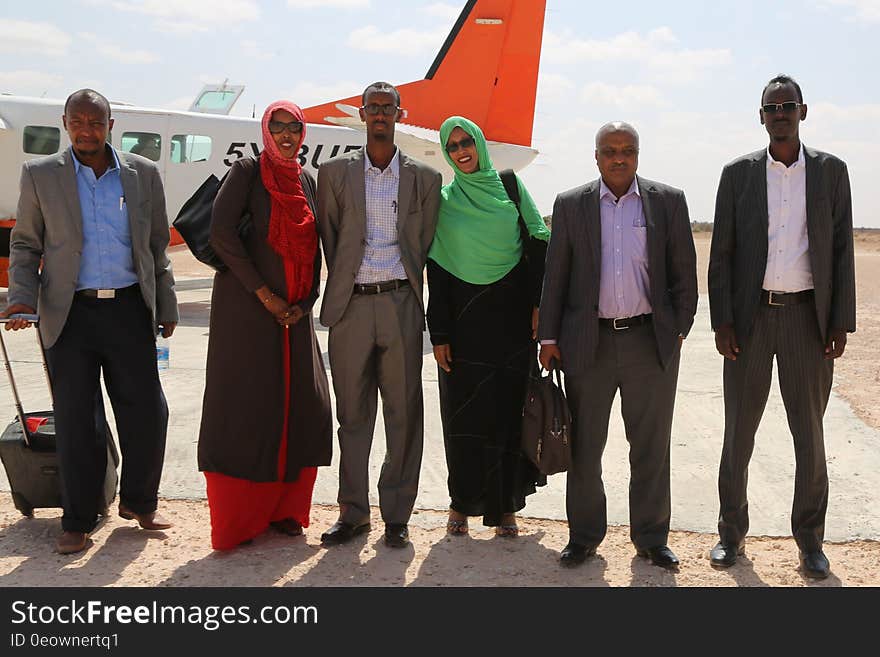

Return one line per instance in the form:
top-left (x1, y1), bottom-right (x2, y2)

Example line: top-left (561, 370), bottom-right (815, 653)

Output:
top-left (302, 0), bottom-right (545, 146)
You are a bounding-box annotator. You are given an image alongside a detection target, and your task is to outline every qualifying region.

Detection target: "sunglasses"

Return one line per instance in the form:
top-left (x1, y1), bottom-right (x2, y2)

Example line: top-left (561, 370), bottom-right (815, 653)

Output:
top-left (268, 120), bottom-right (303, 134)
top-left (361, 103), bottom-right (399, 116)
top-left (761, 101), bottom-right (801, 114)
top-left (445, 136), bottom-right (475, 153)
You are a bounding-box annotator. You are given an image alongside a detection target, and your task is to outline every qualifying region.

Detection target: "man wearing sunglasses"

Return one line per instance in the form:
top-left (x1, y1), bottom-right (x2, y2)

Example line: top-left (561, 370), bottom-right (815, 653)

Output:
top-left (708, 75), bottom-right (856, 579)
top-left (317, 81), bottom-right (441, 549)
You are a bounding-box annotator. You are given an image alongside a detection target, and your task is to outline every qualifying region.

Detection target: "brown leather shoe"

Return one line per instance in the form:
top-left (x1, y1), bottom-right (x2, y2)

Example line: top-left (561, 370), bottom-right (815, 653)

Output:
top-left (55, 531), bottom-right (89, 555)
top-left (119, 504), bottom-right (173, 530)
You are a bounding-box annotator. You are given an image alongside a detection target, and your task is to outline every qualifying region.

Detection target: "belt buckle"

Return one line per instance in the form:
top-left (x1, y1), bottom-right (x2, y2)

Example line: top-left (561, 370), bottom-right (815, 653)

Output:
top-left (612, 317), bottom-right (629, 331)
top-left (767, 291), bottom-right (784, 307)
top-left (96, 289), bottom-right (115, 299)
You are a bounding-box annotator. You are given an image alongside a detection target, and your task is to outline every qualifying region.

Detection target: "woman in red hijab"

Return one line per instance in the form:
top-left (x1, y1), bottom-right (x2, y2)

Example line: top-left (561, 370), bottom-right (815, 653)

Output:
top-left (197, 101), bottom-right (332, 550)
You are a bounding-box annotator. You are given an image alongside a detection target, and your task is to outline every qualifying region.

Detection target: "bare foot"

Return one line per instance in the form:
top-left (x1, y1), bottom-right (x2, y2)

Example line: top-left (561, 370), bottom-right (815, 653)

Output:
top-left (495, 513), bottom-right (518, 538)
top-left (447, 509), bottom-right (468, 535)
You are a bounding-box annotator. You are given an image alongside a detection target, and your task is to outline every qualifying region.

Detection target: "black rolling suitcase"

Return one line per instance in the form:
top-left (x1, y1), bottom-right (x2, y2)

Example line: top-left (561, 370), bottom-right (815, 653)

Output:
top-left (0, 318), bottom-right (119, 517)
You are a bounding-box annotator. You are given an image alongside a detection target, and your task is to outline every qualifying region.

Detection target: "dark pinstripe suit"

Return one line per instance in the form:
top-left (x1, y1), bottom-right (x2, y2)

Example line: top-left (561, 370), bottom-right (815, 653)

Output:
top-left (708, 146), bottom-right (855, 552)
top-left (538, 176), bottom-right (697, 548)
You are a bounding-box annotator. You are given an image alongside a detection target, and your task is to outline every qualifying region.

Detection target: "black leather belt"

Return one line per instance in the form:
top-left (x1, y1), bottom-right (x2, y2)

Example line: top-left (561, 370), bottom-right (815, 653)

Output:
top-left (353, 279), bottom-right (409, 295)
top-left (761, 289), bottom-right (813, 306)
top-left (598, 313), bottom-right (652, 330)
top-left (75, 284), bottom-right (139, 300)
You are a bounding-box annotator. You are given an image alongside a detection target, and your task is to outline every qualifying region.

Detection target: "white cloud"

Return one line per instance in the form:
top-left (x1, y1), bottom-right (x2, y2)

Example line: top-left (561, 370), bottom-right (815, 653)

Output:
top-left (815, 0), bottom-right (880, 22)
top-left (0, 19), bottom-right (71, 57)
top-left (241, 40), bottom-right (275, 61)
top-left (288, 0), bottom-right (370, 7)
top-left (77, 32), bottom-right (160, 63)
top-left (422, 3), bottom-right (461, 20)
top-left (0, 70), bottom-right (65, 96)
top-left (85, 0), bottom-right (260, 32)
top-left (580, 82), bottom-right (666, 109)
top-left (537, 72), bottom-right (576, 103)
top-left (544, 27), bottom-right (731, 84)
top-left (347, 25), bottom-right (449, 54)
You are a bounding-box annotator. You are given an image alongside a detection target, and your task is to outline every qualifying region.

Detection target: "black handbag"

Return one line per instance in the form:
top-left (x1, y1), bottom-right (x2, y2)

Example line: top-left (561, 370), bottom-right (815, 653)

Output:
top-left (521, 360), bottom-right (572, 475)
top-left (172, 159), bottom-right (258, 273)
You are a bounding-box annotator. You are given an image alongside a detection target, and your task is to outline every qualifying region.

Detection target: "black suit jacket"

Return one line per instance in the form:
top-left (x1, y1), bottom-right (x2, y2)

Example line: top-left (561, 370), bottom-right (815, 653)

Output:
top-left (708, 146), bottom-right (856, 343)
top-left (538, 175), bottom-right (698, 374)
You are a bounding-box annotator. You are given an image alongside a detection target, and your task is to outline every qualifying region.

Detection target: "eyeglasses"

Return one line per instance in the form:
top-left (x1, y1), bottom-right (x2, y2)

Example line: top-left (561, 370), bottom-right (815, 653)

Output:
top-left (268, 120), bottom-right (303, 134)
top-left (361, 103), bottom-right (399, 116)
top-left (761, 101), bottom-right (801, 114)
top-left (445, 136), bottom-right (475, 153)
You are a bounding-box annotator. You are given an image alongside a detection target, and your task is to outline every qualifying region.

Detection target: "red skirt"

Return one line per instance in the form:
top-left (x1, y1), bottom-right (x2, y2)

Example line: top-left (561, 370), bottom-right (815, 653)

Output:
top-left (205, 467), bottom-right (317, 550)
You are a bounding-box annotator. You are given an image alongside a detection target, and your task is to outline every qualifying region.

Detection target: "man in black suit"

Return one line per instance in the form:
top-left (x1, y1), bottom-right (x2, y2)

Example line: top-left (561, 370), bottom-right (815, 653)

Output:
top-left (538, 122), bottom-right (698, 569)
top-left (708, 75), bottom-right (856, 579)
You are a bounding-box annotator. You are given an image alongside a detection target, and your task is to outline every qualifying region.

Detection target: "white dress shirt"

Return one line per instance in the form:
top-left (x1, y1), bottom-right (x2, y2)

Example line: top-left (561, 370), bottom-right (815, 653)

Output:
top-left (763, 145), bottom-right (814, 292)
top-left (357, 148), bottom-right (407, 283)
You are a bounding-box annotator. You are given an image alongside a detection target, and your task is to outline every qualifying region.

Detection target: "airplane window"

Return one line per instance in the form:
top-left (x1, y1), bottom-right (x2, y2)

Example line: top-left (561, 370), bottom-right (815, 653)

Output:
top-left (23, 126), bottom-right (60, 155)
top-left (122, 132), bottom-right (162, 162)
top-left (170, 134), bottom-right (212, 164)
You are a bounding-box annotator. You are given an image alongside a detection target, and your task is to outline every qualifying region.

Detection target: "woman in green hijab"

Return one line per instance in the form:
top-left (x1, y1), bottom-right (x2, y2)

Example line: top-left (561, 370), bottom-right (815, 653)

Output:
top-left (427, 116), bottom-right (550, 537)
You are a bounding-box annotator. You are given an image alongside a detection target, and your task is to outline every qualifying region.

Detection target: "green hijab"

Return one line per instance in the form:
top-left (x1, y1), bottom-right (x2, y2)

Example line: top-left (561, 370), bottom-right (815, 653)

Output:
top-left (428, 116), bottom-right (549, 285)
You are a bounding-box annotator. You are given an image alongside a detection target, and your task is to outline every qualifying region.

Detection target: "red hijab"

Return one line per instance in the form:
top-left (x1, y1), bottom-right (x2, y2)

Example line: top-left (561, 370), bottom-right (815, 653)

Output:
top-left (260, 101), bottom-right (317, 302)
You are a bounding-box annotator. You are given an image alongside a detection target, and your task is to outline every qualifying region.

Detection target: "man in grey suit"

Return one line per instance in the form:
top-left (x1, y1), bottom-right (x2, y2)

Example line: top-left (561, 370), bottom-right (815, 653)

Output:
top-left (708, 75), bottom-right (856, 579)
top-left (539, 122), bottom-right (697, 569)
top-left (1, 89), bottom-right (178, 554)
top-left (317, 82), bottom-right (441, 548)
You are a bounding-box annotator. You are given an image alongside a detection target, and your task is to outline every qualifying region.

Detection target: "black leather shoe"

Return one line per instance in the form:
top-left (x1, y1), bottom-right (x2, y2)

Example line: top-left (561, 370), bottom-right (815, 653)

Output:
top-left (559, 542), bottom-right (597, 567)
top-left (800, 550), bottom-right (830, 580)
top-left (320, 520), bottom-right (370, 546)
top-left (637, 545), bottom-right (680, 569)
top-left (709, 541), bottom-right (745, 567)
top-left (384, 523), bottom-right (409, 548)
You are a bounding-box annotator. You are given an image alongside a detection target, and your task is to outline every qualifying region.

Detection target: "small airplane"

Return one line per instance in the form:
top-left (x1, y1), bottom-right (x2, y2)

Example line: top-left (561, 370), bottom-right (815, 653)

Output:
top-left (0, 0), bottom-right (545, 287)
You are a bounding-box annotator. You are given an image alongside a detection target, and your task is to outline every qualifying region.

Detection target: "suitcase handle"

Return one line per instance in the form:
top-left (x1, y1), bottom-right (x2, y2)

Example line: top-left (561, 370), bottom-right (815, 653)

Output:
top-left (0, 317), bottom-right (54, 448)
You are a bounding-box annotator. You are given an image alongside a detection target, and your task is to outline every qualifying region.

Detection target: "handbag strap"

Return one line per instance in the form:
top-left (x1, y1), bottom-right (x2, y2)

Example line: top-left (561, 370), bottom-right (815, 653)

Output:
top-left (499, 169), bottom-right (529, 247)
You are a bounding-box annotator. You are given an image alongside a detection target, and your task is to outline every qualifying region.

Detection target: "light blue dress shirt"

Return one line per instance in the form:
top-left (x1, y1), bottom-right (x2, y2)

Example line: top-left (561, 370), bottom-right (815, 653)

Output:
top-left (597, 178), bottom-right (653, 319)
top-left (71, 146), bottom-right (138, 291)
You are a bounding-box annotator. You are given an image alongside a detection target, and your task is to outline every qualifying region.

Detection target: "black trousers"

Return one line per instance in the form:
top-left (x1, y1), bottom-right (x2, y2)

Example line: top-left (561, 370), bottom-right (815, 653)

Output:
top-left (47, 289), bottom-right (168, 533)
top-left (718, 301), bottom-right (832, 552)
top-left (564, 323), bottom-right (680, 550)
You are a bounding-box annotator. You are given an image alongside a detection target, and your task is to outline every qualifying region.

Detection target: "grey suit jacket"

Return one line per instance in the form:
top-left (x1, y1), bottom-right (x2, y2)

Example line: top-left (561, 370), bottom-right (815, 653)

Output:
top-left (8, 147), bottom-right (178, 348)
top-left (316, 148), bottom-right (441, 328)
top-left (537, 175), bottom-right (698, 375)
top-left (708, 146), bottom-right (856, 343)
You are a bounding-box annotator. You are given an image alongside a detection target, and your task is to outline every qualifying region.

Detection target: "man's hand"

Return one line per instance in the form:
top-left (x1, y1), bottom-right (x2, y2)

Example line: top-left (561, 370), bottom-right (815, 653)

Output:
top-left (0, 304), bottom-right (37, 331)
top-left (539, 343), bottom-right (562, 371)
top-left (531, 307), bottom-right (539, 340)
top-left (433, 344), bottom-right (452, 373)
top-left (714, 324), bottom-right (740, 360)
top-left (824, 328), bottom-right (847, 360)
top-left (159, 322), bottom-right (177, 338)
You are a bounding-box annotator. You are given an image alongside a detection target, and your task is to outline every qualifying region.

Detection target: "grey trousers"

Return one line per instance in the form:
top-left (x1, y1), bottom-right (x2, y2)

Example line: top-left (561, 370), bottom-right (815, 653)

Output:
top-left (565, 323), bottom-right (680, 550)
top-left (328, 285), bottom-right (425, 526)
top-left (718, 300), bottom-right (833, 552)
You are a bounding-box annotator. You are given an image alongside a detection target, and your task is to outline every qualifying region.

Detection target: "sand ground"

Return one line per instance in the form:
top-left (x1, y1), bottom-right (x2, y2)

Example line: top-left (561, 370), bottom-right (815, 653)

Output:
top-left (0, 231), bottom-right (878, 587)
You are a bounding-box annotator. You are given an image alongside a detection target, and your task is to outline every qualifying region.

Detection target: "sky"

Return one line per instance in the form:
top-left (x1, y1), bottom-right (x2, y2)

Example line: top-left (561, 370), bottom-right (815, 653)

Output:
top-left (2, 0), bottom-right (879, 226)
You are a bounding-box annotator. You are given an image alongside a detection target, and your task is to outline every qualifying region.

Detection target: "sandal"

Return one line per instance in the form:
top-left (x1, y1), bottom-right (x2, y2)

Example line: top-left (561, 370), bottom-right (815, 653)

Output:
top-left (495, 524), bottom-right (519, 538)
top-left (495, 514), bottom-right (519, 538)
top-left (446, 519), bottom-right (469, 535)
top-left (270, 518), bottom-right (304, 536)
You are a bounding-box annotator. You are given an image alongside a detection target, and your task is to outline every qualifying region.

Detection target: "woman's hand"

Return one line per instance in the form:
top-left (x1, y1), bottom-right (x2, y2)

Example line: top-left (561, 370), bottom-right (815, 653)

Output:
top-left (531, 307), bottom-right (539, 340)
top-left (256, 286), bottom-right (293, 325)
top-left (281, 305), bottom-right (305, 326)
top-left (433, 344), bottom-right (453, 373)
